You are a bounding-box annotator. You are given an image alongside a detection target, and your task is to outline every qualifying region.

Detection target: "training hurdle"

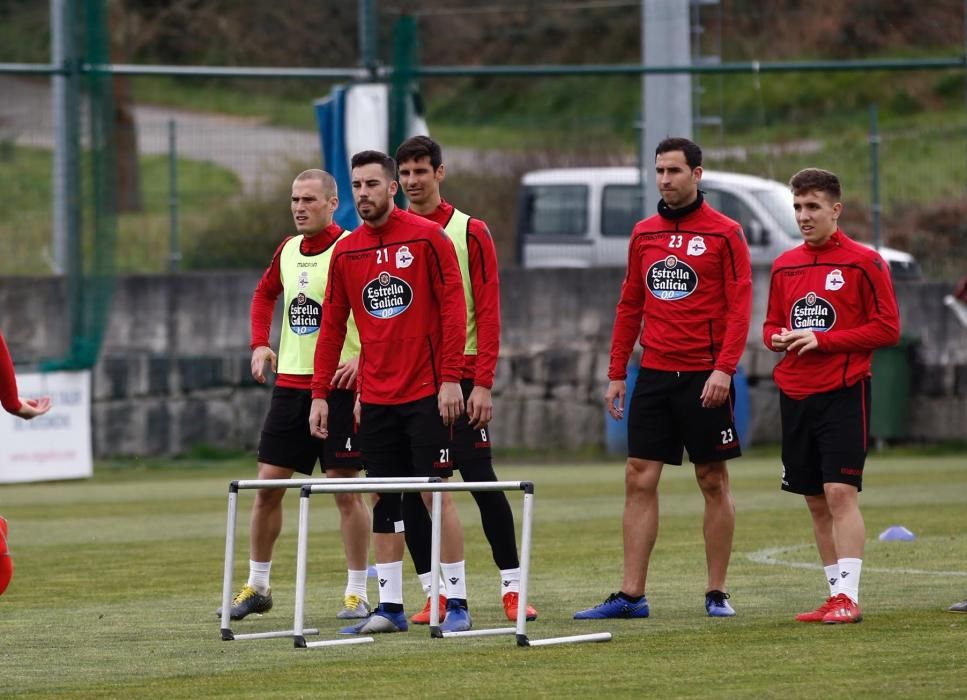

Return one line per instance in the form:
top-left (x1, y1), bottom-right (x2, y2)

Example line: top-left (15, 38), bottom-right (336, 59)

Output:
top-left (219, 476), bottom-right (438, 645)
top-left (296, 480), bottom-right (612, 649)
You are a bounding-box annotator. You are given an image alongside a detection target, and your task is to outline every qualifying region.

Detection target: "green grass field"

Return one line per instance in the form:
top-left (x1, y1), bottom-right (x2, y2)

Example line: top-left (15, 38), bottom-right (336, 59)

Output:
top-left (1, 453), bottom-right (965, 698)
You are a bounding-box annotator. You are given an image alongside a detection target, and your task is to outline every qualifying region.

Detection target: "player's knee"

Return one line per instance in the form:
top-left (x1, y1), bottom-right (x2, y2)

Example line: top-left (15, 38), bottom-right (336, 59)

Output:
top-left (371, 492), bottom-right (403, 534)
top-left (823, 482), bottom-right (859, 514)
top-left (332, 491), bottom-right (363, 515)
top-left (695, 464), bottom-right (729, 496)
top-left (625, 458), bottom-right (659, 494)
top-left (254, 487), bottom-right (285, 509)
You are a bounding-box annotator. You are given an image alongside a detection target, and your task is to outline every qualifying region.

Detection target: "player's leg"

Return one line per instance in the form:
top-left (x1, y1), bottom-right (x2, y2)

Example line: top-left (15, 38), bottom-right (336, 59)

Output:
top-left (218, 386), bottom-right (312, 620)
top-left (340, 403), bottom-right (408, 634)
top-left (575, 369), bottom-right (678, 620)
top-left (815, 380), bottom-right (869, 624)
top-left (401, 492), bottom-right (445, 624)
top-left (323, 389), bottom-right (371, 619)
top-left (407, 396), bottom-right (472, 632)
top-left (680, 371), bottom-right (740, 617)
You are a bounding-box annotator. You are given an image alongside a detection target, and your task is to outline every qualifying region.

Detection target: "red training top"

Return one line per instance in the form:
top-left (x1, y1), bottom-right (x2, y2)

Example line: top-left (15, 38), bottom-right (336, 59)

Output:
top-left (250, 223), bottom-right (345, 390)
top-left (0, 330), bottom-right (22, 414)
top-left (609, 200), bottom-right (752, 378)
top-left (410, 199), bottom-right (500, 388)
top-left (763, 229), bottom-right (901, 400)
top-left (311, 207), bottom-right (467, 404)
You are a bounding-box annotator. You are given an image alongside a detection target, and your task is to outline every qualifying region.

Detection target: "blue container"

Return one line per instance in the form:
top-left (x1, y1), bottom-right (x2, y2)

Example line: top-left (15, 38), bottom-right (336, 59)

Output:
top-left (605, 364), bottom-right (750, 456)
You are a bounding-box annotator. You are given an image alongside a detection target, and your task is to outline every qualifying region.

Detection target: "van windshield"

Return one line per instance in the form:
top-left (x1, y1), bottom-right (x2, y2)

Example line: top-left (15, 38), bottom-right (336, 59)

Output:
top-left (520, 185), bottom-right (589, 236)
top-left (749, 188), bottom-right (801, 243)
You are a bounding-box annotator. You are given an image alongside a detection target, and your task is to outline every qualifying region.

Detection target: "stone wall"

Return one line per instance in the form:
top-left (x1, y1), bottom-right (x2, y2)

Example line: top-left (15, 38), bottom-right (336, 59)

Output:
top-left (1, 269), bottom-right (964, 456)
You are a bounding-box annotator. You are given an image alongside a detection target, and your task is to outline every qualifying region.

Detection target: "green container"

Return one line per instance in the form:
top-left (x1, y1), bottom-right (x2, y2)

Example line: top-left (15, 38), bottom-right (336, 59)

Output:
top-left (870, 337), bottom-right (916, 441)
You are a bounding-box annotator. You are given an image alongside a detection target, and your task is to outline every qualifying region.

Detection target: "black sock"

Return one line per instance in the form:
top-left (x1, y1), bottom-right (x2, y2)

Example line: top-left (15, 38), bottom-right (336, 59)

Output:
top-left (380, 602), bottom-right (403, 613)
top-left (618, 591), bottom-right (643, 603)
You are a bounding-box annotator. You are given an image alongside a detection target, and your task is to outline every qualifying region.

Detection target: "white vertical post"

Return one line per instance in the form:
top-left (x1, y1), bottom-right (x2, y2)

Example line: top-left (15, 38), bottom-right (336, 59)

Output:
top-left (428, 490), bottom-right (443, 635)
top-left (219, 487), bottom-right (239, 640)
top-left (515, 491), bottom-right (535, 643)
top-left (292, 487), bottom-right (312, 647)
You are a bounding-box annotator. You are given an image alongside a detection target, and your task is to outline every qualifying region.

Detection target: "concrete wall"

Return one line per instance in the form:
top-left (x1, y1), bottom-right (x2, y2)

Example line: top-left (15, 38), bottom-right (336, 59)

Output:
top-left (2, 269), bottom-right (964, 456)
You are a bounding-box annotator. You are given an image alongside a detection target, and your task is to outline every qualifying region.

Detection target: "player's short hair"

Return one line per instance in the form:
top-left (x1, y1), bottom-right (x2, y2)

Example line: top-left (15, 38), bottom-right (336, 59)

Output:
top-left (656, 137), bottom-right (703, 169)
top-left (395, 135), bottom-right (443, 170)
top-left (294, 169), bottom-right (337, 198)
top-left (350, 150), bottom-right (397, 181)
top-left (789, 168), bottom-right (842, 200)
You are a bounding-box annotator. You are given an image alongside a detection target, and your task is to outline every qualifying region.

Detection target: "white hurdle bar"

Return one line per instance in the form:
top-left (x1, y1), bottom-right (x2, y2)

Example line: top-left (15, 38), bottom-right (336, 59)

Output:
top-left (299, 480), bottom-right (612, 648)
top-left (219, 476), bottom-right (437, 644)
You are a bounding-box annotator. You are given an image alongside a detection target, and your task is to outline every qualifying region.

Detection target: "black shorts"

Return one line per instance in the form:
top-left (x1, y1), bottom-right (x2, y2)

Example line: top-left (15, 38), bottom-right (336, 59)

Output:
top-left (257, 387), bottom-right (361, 475)
top-left (626, 368), bottom-right (742, 466)
top-left (450, 378), bottom-right (493, 470)
top-left (779, 379), bottom-right (870, 495)
top-left (359, 395), bottom-right (453, 479)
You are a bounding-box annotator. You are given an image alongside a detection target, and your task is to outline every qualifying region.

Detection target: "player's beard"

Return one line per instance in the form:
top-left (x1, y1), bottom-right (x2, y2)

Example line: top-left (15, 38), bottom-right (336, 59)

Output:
top-left (357, 197), bottom-right (390, 222)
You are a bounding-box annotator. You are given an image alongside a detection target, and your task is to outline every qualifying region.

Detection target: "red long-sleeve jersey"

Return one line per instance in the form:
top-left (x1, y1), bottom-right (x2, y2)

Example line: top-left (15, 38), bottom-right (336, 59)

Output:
top-left (411, 200), bottom-right (500, 388)
top-left (311, 207), bottom-right (467, 404)
top-left (250, 224), bottom-right (346, 390)
top-left (763, 229), bottom-right (900, 400)
top-left (0, 329), bottom-right (22, 414)
top-left (609, 199), bottom-right (752, 378)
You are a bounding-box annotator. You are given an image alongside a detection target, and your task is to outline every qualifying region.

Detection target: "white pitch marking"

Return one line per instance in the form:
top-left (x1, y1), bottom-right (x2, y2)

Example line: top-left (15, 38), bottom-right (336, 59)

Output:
top-left (745, 543), bottom-right (967, 577)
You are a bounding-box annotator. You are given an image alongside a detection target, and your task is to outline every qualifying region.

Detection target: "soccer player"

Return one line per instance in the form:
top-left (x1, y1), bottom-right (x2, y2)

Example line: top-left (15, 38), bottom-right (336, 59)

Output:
top-left (574, 136), bottom-right (752, 620)
top-left (309, 150), bottom-right (470, 634)
top-left (218, 169), bottom-right (371, 621)
top-left (1, 328), bottom-right (53, 596)
top-left (394, 135), bottom-right (538, 625)
top-left (763, 168), bottom-right (900, 624)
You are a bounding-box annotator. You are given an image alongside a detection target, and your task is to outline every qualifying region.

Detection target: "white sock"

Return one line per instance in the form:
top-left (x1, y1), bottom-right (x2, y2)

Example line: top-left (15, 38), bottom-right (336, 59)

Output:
top-left (500, 567), bottom-right (521, 595)
top-left (375, 561), bottom-right (403, 605)
top-left (442, 560), bottom-right (468, 600)
top-left (837, 558), bottom-right (862, 604)
top-left (824, 564), bottom-right (840, 597)
top-left (417, 571), bottom-right (446, 598)
top-left (248, 560), bottom-right (271, 594)
top-left (345, 569), bottom-right (368, 600)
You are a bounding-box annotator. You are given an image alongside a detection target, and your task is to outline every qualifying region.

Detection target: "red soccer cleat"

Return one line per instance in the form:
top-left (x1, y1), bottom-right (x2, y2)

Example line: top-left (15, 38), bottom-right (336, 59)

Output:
top-left (822, 593), bottom-right (862, 624)
top-left (409, 594), bottom-right (447, 625)
top-left (503, 592), bottom-right (538, 622)
top-left (795, 596), bottom-right (838, 623)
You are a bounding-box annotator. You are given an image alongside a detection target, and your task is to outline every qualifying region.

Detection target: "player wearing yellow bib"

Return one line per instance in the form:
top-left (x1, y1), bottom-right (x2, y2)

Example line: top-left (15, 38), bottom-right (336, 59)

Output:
top-left (217, 170), bottom-right (371, 621)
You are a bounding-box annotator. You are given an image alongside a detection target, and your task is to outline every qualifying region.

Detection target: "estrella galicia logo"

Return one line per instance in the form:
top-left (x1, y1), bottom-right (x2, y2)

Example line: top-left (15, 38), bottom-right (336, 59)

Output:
top-left (790, 291), bottom-right (836, 332)
top-left (288, 292), bottom-right (321, 335)
top-left (646, 255), bottom-right (698, 300)
top-left (363, 271), bottom-right (413, 319)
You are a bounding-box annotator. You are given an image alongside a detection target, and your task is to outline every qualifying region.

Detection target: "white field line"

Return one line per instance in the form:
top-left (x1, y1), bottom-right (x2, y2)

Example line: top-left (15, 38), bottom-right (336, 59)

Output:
top-left (745, 542), bottom-right (967, 577)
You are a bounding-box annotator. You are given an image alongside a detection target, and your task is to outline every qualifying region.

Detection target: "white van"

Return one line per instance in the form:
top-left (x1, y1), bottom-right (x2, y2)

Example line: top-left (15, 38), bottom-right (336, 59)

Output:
top-left (517, 167), bottom-right (921, 278)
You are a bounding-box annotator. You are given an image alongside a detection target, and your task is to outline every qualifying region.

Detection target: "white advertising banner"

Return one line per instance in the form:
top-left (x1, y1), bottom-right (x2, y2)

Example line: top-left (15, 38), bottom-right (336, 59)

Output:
top-left (0, 370), bottom-right (93, 484)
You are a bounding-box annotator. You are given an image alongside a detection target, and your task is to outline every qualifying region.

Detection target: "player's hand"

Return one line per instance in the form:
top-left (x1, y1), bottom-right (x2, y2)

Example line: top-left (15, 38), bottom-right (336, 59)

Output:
top-left (309, 398), bottom-right (329, 439)
top-left (605, 380), bottom-right (626, 421)
top-left (438, 382), bottom-right (465, 427)
top-left (250, 346), bottom-right (277, 384)
top-left (14, 396), bottom-right (51, 420)
top-left (782, 329), bottom-right (819, 355)
top-left (700, 370), bottom-right (731, 408)
top-left (332, 356), bottom-right (359, 390)
top-left (466, 385), bottom-right (493, 429)
top-left (770, 327), bottom-right (793, 351)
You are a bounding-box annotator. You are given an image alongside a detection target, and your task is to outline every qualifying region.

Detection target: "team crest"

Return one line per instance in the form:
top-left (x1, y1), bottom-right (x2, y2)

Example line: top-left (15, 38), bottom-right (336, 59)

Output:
top-left (825, 269), bottom-right (845, 291)
top-left (396, 245), bottom-right (414, 269)
top-left (686, 236), bottom-right (707, 256)
top-left (298, 270), bottom-right (310, 291)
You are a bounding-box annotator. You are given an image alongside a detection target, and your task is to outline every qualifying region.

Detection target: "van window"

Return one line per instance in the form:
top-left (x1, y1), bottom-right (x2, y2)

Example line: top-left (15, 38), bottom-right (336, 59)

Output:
top-left (702, 189), bottom-right (764, 245)
top-left (520, 185), bottom-right (588, 236)
top-left (602, 185), bottom-right (644, 237)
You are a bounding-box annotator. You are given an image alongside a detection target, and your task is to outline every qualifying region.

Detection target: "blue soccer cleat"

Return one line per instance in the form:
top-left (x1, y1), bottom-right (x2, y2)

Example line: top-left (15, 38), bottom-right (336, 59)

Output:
top-left (339, 604), bottom-right (408, 634)
top-left (574, 592), bottom-right (650, 619)
top-left (705, 590), bottom-right (736, 617)
top-left (439, 599), bottom-right (472, 632)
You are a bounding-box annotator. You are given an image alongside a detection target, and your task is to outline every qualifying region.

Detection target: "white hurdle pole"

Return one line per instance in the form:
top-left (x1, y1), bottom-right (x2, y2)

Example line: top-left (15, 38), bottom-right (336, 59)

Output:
top-left (219, 476), bottom-right (434, 644)
top-left (292, 477), bottom-right (440, 649)
top-left (428, 491), bottom-right (443, 634)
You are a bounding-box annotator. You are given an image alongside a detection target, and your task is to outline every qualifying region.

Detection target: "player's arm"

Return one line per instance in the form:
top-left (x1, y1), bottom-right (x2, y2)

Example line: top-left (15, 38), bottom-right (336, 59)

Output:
top-left (466, 220), bottom-right (499, 429)
top-left (763, 263), bottom-right (793, 352)
top-left (714, 225), bottom-right (753, 374)
top-left (311, 255), bottom-right (352, 401)
top-left (608, 230), bottom-right (646, 381)
top-left (249, 239), bottom-right (288, 382)
top-left (0, 331), bottom-right (51, 420)
top-left (430, 228), bottom-right (467, 425)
